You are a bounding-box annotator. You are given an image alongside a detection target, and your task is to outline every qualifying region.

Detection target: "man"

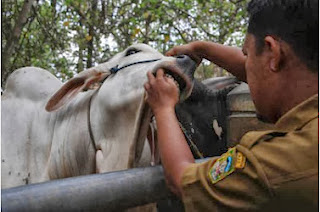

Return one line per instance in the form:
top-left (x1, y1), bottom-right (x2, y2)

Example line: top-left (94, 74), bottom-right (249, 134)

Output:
top-left (144, 0), bottom-right (318, 211)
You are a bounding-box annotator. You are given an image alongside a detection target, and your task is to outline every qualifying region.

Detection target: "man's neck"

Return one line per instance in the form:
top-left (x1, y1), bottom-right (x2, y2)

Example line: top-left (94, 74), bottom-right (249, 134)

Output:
top-left (277, 67), bottom-right (318, 121)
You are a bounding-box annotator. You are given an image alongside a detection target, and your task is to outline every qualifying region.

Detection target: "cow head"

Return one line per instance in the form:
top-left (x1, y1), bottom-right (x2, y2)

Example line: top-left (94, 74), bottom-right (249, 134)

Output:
top-left (45, 44), bottom-right (197, 172)
top-left (46, 44), bottom-right (195, 112)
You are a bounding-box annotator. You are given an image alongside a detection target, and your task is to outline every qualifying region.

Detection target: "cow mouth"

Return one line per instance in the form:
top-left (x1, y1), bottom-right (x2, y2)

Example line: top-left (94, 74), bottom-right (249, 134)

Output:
top-left (152, 69), bottom-right (186, 91)
top-left (163, 70), bottom-right (186, 91)
top-left (151, 63), bottom-right (193, 101)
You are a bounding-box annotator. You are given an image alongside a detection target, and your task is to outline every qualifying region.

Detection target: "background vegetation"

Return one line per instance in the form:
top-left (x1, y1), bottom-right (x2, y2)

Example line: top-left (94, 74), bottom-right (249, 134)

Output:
top-left (1, 0), bottom-right (249, 87)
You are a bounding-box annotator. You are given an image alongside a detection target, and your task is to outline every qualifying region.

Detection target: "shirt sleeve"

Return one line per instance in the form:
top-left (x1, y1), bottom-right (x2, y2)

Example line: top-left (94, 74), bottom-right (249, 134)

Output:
top-left (180, 145), bottom-right (273, 212)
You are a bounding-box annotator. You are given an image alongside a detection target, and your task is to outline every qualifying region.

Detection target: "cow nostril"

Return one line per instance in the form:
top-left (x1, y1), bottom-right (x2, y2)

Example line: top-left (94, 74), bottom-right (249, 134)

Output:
top-left (176, 55), bottom-right (186, 59)
top-left (176, 54), bottom-right (195, 66)
top-left (176, 54), bottom-right (197, 75)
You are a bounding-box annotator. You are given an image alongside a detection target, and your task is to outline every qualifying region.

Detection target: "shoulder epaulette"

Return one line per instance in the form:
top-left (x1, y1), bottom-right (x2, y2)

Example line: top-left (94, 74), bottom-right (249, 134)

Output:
top-left (239, 130), bottom-right (287, 149)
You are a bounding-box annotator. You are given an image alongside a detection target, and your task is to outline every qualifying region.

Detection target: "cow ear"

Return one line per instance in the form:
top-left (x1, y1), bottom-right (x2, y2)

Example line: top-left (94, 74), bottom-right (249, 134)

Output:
top-left (45, 70), bottom-right (110, 112)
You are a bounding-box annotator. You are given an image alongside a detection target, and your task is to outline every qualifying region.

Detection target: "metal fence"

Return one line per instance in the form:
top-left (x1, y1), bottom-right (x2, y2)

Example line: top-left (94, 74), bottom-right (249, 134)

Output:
top-left (2, 158), bottom-right (213, 211)
top-left (2, 165), bottom-right (174, 212)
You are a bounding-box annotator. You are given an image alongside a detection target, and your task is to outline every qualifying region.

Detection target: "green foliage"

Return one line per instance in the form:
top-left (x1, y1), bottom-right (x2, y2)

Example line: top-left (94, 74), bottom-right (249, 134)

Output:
top-left (1, 0), bottom-right (249, 86)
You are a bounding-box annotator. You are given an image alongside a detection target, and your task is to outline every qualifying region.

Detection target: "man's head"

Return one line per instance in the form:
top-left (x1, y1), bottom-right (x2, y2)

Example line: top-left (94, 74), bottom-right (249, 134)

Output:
top-left (247, 0), bottom-right (318, 73)
top-left (243, 0), bottom-right (318, 123)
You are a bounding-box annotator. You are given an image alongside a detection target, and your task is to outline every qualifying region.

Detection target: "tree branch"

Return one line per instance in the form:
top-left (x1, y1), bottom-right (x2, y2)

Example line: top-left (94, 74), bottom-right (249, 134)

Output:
top-left (2, 0), bottom-right (36, 86)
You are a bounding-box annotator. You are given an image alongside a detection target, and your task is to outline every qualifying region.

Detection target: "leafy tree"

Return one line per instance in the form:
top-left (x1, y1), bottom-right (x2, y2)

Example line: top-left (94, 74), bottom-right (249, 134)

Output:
top-left (1, 0), bottom-right (249, 87)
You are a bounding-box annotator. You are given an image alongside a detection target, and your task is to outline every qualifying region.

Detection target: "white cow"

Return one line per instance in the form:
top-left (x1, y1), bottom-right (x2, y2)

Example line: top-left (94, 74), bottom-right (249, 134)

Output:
top-left (1, 44), bottom-right (196, 189)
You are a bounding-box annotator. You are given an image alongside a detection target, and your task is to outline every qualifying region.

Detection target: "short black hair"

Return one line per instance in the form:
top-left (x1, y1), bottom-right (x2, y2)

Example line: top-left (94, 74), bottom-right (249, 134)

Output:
top-left (247, 0), bottom-right (319, 73)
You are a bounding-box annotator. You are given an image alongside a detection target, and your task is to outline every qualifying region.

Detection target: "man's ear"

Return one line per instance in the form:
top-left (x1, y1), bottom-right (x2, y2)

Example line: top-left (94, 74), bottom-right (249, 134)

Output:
top-left (264, 36), bottom-right (281, 72)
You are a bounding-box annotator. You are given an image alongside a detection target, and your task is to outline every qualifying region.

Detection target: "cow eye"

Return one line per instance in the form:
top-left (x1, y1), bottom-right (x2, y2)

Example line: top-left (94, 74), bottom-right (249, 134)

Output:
top-left (125, 48), bottom-right (141, 56)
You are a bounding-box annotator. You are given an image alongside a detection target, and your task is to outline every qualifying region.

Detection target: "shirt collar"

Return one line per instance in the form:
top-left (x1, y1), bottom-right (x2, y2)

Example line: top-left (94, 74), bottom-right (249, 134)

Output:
top-left (275, 94), bottom-right (319, 131)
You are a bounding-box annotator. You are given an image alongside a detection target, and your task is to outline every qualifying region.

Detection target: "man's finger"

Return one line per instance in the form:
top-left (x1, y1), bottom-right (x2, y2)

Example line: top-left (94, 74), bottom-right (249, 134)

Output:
top-left (144, 82), bottom-right (150, 90)
top-left (147, 71), bottom-right (155, 83)
top-left (165, 49), bottom-right (175, 56)
top-left (156, 69), bottom-right (165, 79)
top-left (164, 77), bottom-right (174, 83)
top-left (165, 47), bottom-right (179, 56)
top-left (167, 77), bottom-right (178, 88)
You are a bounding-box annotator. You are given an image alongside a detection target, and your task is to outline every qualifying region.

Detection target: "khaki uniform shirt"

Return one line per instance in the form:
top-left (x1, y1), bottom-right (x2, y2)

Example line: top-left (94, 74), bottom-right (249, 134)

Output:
top-left (181, 94), bottom-right (318, 211)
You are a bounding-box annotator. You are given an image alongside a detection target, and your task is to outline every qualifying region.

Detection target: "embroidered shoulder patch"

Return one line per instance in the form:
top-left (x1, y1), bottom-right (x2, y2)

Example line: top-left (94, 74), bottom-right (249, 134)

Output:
top-left (208, 147), bottom-right (246, 184)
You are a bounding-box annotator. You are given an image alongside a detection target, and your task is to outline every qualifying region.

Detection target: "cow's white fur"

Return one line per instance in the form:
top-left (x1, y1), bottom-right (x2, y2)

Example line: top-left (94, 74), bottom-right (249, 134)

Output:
top-left (1, 44), bottom-right (192, 189)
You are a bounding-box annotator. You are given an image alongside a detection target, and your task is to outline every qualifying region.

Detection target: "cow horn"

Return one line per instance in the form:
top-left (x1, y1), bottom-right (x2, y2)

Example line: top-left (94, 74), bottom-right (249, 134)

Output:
top-left (45, 69), bottom-right (111, 112)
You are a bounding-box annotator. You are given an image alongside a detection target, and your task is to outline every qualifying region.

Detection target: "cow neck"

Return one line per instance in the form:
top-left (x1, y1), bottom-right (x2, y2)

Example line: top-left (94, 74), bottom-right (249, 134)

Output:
top-left (87, 89), bottom-right (99, 152)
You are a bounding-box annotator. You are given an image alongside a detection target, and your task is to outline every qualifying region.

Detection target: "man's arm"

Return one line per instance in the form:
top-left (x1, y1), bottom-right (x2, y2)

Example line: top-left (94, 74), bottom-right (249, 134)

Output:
top-left (166, 41), bottom-right (247, 82)
top-left (144, 69), bottom-right (195, 197)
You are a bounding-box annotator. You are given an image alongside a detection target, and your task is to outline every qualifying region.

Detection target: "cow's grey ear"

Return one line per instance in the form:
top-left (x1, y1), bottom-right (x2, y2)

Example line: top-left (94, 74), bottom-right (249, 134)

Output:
top-left (45, 70), bottom-right (110, 112)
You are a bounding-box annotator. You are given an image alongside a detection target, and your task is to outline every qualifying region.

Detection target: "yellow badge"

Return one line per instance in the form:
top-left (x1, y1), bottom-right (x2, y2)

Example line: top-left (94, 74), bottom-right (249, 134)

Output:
top-left (235, 152), bottom-right (246, 169)
top-left (208, 147), bottom-right (246, 184)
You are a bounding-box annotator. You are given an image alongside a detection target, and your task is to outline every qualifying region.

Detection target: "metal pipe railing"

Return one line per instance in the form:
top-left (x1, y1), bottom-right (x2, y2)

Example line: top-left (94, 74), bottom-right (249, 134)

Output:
top-left (2, 159), bottom-right (210, 212)
top-left (2, 165), bottom-right (173, 212)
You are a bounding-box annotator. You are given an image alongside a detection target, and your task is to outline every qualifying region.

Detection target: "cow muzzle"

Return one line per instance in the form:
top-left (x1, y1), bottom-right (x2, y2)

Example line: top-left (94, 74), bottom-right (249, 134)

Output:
top-left (151, 55), bottom-right (197, 102)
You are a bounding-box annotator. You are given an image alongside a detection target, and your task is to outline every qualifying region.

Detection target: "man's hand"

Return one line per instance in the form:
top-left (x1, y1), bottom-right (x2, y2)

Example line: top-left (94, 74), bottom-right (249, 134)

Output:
top-left (144, 69), bottom-right (195, 198)
top-left (144, 69), bottom-right (179, 115)
top-left (166, 41), bottom-right (203, 65)
top-left (166, 41), bottom-right (247, 82)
